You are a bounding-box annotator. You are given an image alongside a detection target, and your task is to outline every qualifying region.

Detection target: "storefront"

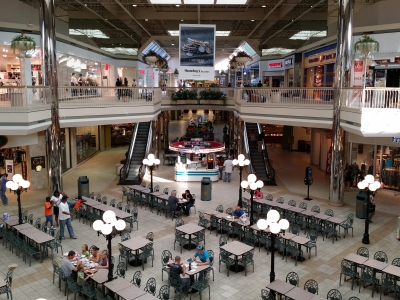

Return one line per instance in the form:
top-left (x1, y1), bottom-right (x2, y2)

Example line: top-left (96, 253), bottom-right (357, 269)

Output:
top-left (284, 54), bottom-right (302, 87)
top-left (303, 44), bottom-right (336, 90)
top-left (260, 59), bottom-right (285, 87)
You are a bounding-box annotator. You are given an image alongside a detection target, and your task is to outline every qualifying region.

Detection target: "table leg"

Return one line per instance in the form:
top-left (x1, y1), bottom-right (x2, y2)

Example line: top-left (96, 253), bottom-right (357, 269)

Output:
top-left (296, 244), bottom-right (305, 262)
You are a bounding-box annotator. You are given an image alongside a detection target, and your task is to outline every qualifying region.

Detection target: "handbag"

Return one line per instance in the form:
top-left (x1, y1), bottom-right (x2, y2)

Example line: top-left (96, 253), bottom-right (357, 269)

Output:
top-left (239, 213), bottom-right (247, 224)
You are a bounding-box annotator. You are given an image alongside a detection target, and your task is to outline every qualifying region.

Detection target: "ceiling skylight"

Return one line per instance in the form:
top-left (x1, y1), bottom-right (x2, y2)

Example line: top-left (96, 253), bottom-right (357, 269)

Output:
top-left (169, 30), bottom-right (230, 36)
top-left (238, 42), bottom-right (256, 57)
top-left (216, 0), bottom-right (247, 4)
top-left (142, 40), bottom-right (170, 60)
top-left (149, 0), bottom-right (248, 4)
top-left (149, 0), bottom-right (181, 4)
top-left (69, 29), bottom-right (109, 39)
top-left (102, 47), bottom-right (138, 56)
top-left (289, 30), bottom-right (327, 40)
top-left (184, 0), bottom-right (214, 3)
top-left (262, 48), bottom-right (294, 56)
top-left (168, 30), bottom-right (179, 36)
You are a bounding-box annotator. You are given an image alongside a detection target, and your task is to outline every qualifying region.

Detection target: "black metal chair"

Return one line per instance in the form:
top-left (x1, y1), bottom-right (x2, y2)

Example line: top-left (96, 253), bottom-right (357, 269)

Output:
top-left (359, 266), bottom-right (379, 297)
top-left (357, 246), bottom-right (369, 258)
top-left (304, 279), bottom-right (318, 294)
top-left (339, 259), bottom-right (358, 290)
top-left (326, 288), bottom-right (342, 300)
top-left (286, 271), bottom-right (299, 286)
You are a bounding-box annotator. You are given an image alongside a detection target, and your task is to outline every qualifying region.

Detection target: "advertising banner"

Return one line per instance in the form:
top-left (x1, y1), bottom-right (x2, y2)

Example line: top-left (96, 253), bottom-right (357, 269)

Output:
top-left (353, 60), bottom-right (363, 87)
top-left (179, 24), bottom-right (216, 80)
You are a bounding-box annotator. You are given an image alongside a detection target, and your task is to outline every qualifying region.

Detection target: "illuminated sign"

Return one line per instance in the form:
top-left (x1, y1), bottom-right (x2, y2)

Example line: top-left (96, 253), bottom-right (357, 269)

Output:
top-left (269, 62), bottom-right (282, 68)
top-left (308, 53), bottom-right (336, 64)
top-left (285, 58), bottom-right (293, 65)
top-left (392, 137), bottom-right (400, 143)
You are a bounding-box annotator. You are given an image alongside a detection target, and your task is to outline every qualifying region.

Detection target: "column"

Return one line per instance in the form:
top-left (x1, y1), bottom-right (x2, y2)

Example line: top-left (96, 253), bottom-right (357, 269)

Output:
top-left (329, 0), bottom-right (354, 206)
top-left (39, 0), bottom-right (62, 194)
top-left (70, 127), bottom-right (77, 169)
top-left (26, 132), bottom-right (47, 190)
top-left (20, 58), bottom-right (33, 105)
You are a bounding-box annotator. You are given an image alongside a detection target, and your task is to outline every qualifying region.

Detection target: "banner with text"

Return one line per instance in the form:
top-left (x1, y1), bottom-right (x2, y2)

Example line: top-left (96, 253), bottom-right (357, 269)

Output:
top-left (179, 24), bottom-right (216, 80)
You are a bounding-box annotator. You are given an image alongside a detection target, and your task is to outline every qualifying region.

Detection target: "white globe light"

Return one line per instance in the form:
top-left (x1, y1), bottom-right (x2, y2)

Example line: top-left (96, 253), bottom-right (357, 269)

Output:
top-left (267, 209), bottom-right (280, 223)
top-left (155, 159), bottom-right (160, 165)
top-left (13, 174), bottom-right (22, 184)
top-left (109, 216), bottom-right (117, 227)
top-left (103, 210), bottom-right (116, 223)
top-left (11, 182), bottom-right (19, 190)
top-left (238, 154), bottom-right (245, 161)
top-left (6, 181), bottom-right (15, 190)
top-left (241, 181), bottom-right (248, 189)
top-left (372, 181), bottom-right (381, 190)
top-left (248, 174), bottom-right (256, 183)
top-left (239, 161), bottom-right (244, 167)
top-left (244, 159), bottom-right (250, 165)
top-left (369, 185), bottom-right (377, 192)
top-left (250, 182), bottom-right (257, 190)
top-left (279, 219), bottom-right (290, 230)
top-left (115, 219), bottom-right (126, 231)
top-left (365, 174), bottom-right (374, 184)
top-left (148, 154), bottom-right (155, 161)
top-left (257, 219), bottom-right (268, 230)
top-left (232, 159), bottom-right (238, 166)
top-left (270, 222), bottom-right (280, 234)
top-left (256, 180), bottom-right (264, 188)
top-left (93, 220), bottom-right (104, 231)
top-left (143, 158), bottom-right (149, 165)
top-left (357, 181), bottom-right (366, 190)
top-left (101, 223), bottom-right (113, 235)
top-left (21, 180), bottom-right (30, 189)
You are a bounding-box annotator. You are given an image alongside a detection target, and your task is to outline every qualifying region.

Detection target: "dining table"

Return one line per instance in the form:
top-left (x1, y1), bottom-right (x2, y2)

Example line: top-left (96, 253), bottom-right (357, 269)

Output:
top-left (325, 216), bottom-right (346, 243)
top-left (90, 269), bottom-right (109, 293)
top-left (115, 284), bottom-right (147, 300)
top-left (120, 237), bottom-right (152, 267)
top-left (265, 279), bottom-right (295, 296)
top-left (175, 223), bottom-right (204, 250)
top-left (291, 235), bottom-right (310, 261)
top-left (285, 286), bottom-right (316, 300)
top-left (382, 264), bottom-right (400, 277)
top-left (104, 277), bottom-right (133, 294)
top-left (23, 230), bottom-right (55, 262)
top-left (0, 278), bottom-right (7, 289)
top-left (135, 293), bottom-right (158, 300)
top-left (220, 241), bottom-right (253, 273)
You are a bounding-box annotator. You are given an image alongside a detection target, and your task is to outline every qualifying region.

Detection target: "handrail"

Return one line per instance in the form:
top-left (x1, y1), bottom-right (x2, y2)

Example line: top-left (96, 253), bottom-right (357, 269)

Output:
top-left (243, 122), bottom-right (254, 175)
top-left (256, 123), bottom-right (276, 184)
top-left (120, 122), bottom-right (139, 181)
top-left (139, 121), bottom-right (153, 180)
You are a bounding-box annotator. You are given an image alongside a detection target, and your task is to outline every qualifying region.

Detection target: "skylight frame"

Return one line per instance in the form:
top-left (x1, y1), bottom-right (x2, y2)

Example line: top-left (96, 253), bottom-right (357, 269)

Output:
top-left (289, 30), bottom-right (327, 40)
top-left (69, 29), bottom-right (109, 39)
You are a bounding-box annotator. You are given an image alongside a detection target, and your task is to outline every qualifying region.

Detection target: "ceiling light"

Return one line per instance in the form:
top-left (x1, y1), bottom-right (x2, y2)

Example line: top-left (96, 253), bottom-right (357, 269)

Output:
top-left (290, 30), bottom-right (327, 40)
top-left (101, 47), bottom-right (138, 56)
top-left (149, 0), bottom-right (181, 3)
top-left (181, 19), bottom-right (184, 21)
top-left (69, 29), bottom-right (109, 39)
top-left (168, 30), bottom-right (179, 36)
top-left (216, 31), bottom-right (230, 36)
top-left (262, 48), bottom-right (294, 56)
top-left (145, 19), bottom-right (148, 21)
top-left (262, 5), bottom-right (266, 7)
top-left (171, 43), bottom-right (174, 45)
top-left (251, 19), bottom-right (254, 22)
top-left (104, 19), bottom-right (108, 21)
top-left (84, 4), bottom-right (87, 6)
top-left (132, 4), bottom-right (137, 6)
top-left (184, 0), bottom-right (213, 3)
top-left (176, 4), bottom-right (180, 6)
top-left (216, 0), bottom-right (247, 4)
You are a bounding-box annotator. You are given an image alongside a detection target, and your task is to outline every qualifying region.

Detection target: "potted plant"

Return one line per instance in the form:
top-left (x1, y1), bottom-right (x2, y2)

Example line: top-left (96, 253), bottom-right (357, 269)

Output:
top-left (354, 34), bottom-right (379, 54)
top-left (11, 33), bottom-right (36, 52)
top-left (235, 51), bottom-right (252, 64)
top-left (229, 56), bottom-right (237, 70)
top-left (160, 64), bottom-right (169, 73)
top-left (142, 50), bottom-right (159, 64)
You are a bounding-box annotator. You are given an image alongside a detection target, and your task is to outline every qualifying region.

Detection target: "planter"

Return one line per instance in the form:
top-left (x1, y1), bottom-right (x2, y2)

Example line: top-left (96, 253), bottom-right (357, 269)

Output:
top-left (357, 42), bottom-right (378, 55)
top-left (145, 56), bottom-right (158, 64)
top-left (160, 68), bottom-right (169, 73)
top-left (25, 53), bottom-right (32, 58)
top-left (17, 53), bottom-right (26, 58)
top-left (236, 57), bottom-right (251, 64)
top-left (13, 41), bottom-right (35, 51)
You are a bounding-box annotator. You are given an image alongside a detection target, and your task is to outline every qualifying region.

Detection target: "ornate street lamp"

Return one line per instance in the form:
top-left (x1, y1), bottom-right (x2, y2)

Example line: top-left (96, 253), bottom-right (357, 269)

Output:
top-left (93, 211), bottom-right (126, 282)
top-left (232, 154), bottom-right (250, 207)
top-left (142, 154), bottom-right (160, 193)
top-left (257, 209), bottom-right (289, 295)
top-left (358, 174), bottom-right (380, 244)
top-left (240, 174), bottom-right (263, 225)
top-left (6, 174), bottom-right (30, 225)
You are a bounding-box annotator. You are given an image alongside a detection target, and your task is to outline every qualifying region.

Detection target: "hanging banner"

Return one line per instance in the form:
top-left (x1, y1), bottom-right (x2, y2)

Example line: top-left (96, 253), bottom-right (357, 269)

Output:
top-left (179, 24), bottom-right (215, 80)
top-left (353, 60), bottom-right (363, 87)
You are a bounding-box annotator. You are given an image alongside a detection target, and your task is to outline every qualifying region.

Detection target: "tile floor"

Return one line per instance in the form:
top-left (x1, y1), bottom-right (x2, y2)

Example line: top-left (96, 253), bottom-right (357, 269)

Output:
top-left (0, 112), bottom-right (399, 300)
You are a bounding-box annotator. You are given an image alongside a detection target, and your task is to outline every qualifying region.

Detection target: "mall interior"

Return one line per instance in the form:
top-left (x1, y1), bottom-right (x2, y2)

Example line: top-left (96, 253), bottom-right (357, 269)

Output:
top-left (0, 0), bottom-right (400, 299)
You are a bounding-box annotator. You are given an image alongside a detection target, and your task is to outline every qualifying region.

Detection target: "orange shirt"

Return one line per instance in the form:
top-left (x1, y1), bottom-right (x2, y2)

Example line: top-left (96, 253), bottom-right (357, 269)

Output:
top-left (45, 202), bottom-right (52, 216)
top-left (73, 200), bottom-right (83, 210)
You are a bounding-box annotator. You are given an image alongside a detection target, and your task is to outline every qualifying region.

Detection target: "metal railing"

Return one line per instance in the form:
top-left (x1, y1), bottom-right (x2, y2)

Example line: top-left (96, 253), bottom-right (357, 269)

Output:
top-left (120, 122), bottom-right (140, 182)
top-left (239, 87), bottom-right (334, 105)
top-left (342, 88), bottom-right (400, 109)
top-left (256, 123), bottom-right (275, 184)
top-left (0, 86), bottom-right (50, 110)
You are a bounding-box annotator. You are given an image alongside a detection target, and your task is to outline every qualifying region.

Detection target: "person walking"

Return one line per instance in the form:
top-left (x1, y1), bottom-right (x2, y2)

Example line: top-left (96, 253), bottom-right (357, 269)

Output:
top-left (223, 156), bottom-right (233, 183)
top-left (50, 190), bottom-right (63, 227)
top-left (1, 173), bottom-right (8, 206)
top-left (44, 196), bottom-right (55, 230)
top-left (116, 78), bottom-right (122, 100)
top-left (59, 195), bottom-right (77, 239)
top-left (217, 157), bottom-right (224, 180)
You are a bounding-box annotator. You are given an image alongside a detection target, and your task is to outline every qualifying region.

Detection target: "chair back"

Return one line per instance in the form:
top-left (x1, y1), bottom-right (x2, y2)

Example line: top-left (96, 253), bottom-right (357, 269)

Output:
top-left (226, 207), bottom-right (233, 214)
top-left (161, 250), bottom-right (172, 267)
top-left (307, 229), bottom-right (318, 243)
top-left (144, 277), bottom-right (157, 295)
top-left (265, 194), bottom-right (273, 201)
top-left (356, 246), bottom-right (369, 258)
top-left (299, 202), bottom-right (307, 209)
top-left (216, 205), bottom-right (224, 213)
top-left (276, 197), bottom-right (284, 204)
top-left (304, 279), bottom-right (318, 294)
top-left (5, 269), bottom-right (13, 287)
top-left (373, 251), bottom-right (388, 263)
top-left (324, 209), bottom-right (334, 216)
top-left (163, 188), bottom-right (169, 195)
top-left (115, 262), bottom-right (126, 278)
top-left (158, 285), bottom-right (170, 300)
top-left (146, 232), bottom-right (154, 241)
top-left (290, 224), bottom-right (300, 235)
top-left (154, 185), bottom-right (160, 192)
top-left (28, 214), bottom-right (33, 224)
top-left (82, 280), bottom-right (94, 294)
top-left (286, 271), bottom-right (299, 286)
top-left (311, 205), bottom-right (320, 213)
top-left (288, 199), bottom-right (296, 207)
top-left (121, 232), bottom-right (131, 242)
top-left (326, 288), bottom-right (342, 300)
top-left (89, 192), bottom-right (94, 199)
top-left (131, 270), bottom-right (142, 287)
top-left (110, 199), bottom-right (116, 207)
top-left (125, 204), bottom-right (131, 213)
top-left (96, 194), bottom-right (101, 202)
top-left (392, 258), bottom-right (400, 267)
top-left (219, 236), bottom-right (227, 247)
top-left (102, 196), bottom-right (107, 205)
top-left (208, 249), bottom-right (214, 266)
top-left (117, 202), bottom-right (123, 210)
top-left (261, 289), bottom-right (274, 300)
top-left (175, 218), bottom-right (184, 227)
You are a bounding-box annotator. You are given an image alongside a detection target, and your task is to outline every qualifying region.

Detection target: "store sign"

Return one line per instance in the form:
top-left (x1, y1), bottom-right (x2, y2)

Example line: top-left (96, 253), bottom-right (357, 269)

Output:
top-left (285, 58), bottom-right (293, 66)
top-left (269, 62), bottom-right (282, 68)
top-left (353, 61), bottom-right (363, 87)
top-left (392, 137), bottom-right (400, 143)
top-left (305, 50), bottom-right (336, 68)
top-left (31, 156), bottom-right (46, 171)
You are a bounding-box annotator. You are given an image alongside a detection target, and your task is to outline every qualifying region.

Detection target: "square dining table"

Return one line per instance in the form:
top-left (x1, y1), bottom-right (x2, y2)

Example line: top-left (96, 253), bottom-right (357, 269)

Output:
top-left (344, 253), bottom-right (369, 265)
top-left (23, 231), bottom-right (54, 262)
top-left (13, 223), bottom-right (33, 231)
top-left (116, 285), bottom-right (147, 300)
top-left (291, 235), bottom-right (310, 261)
top-left (104, 277), bottom-right (133, 293)
top-left (91, 269), bottom-right (108, 293)
top-left (265, 279), bottom-right (295, 296)
top-left (220, 241), bottom-right (253, 273)
top-left (135, 294), bottom-right (158, 300)
top-left (285, 286), bottom-right (315, 300)
top-left (203, 210), bottom-right (219, 216)
top-left (382, 264), bottom-right (400, 277)
top-left (120, 237), bottom-right (152, 267)
top-left (175, 223), bottom-right (204, 250)
top-left (364, 259), bottom-right (389, 271)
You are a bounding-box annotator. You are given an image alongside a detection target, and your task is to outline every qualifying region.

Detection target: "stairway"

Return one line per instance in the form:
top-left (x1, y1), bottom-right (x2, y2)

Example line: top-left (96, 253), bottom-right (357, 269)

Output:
top-left (119, 121), bottom-right (151, 185)
top-left (245, 122), bottom-right (276, 185)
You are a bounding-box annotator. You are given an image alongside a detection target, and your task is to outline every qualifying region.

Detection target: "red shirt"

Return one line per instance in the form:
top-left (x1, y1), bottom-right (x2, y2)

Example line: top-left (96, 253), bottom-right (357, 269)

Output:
top-left (45, 202), bottom-right (52, 216)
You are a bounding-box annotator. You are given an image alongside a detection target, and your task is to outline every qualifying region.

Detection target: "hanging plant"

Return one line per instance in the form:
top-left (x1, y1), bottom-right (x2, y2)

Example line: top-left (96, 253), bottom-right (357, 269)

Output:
top-left (142, 50), bottom-right (165, 65)
top-left (236, 51), bottom-right (252, 59)
top-left (10, 33), bottom-right (36, 52)
top-left (354, 34), bottom-right (379, 53)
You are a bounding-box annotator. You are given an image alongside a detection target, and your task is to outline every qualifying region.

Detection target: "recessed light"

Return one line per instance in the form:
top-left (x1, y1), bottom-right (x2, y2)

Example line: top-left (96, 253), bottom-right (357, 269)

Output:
top-left (176, 4), bottom-right (180, 6)
top-left (132, 4), bottom-right (137, 6)
top-left (105, 19), bottom-right (108, 21)
top-left (251, 20), bottom-right (254, 22)
top-left (171, 43), bottom-right (174, 45)
top-left (181, 19), bottom-right (184, 21)
top-left (262, 5), bottom-right (266, 7)
top-left (145, 19), bottom-right (148, 21)
top-left (84, 4), bottom-right (87, 6)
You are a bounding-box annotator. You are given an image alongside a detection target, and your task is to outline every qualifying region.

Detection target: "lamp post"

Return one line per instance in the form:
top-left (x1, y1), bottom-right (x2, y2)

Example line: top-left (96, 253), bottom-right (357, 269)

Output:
top-left (142, 154), bottom-right (160, 193)
top-left (257, 210), bottom-right (289, 293)
top-left (93, 210), bottom-right (126, 282)
top-left (232, 154), bottom-right (250, 207)
top-left (358, 174), bottom-right (380, 244)
top-left (240, 174), bottom-right (263, 225)
top-left (6, 174), bottom-right (30, 225)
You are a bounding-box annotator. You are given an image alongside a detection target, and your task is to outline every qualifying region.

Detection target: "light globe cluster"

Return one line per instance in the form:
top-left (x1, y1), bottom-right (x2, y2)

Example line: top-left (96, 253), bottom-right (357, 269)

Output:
top-left (6, 174), bottom-right (30, 190)
top-left (93, 210), bottom-right (126, 235)
top-left (357, 174), bottom-right (381, 192)
top-left (143, 153), bottom-right (160, 166)
top-left (257, 209), bottom-right (289, 234)
top-left (232, 154), bottom-right (250, 167)
top-left (241, 173), bottom-right (264, 191)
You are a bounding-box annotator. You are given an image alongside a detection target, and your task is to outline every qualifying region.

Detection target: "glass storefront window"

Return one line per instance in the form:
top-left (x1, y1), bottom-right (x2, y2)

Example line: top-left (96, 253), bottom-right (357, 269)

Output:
top-left (76, 126), bottom-right (99, 164)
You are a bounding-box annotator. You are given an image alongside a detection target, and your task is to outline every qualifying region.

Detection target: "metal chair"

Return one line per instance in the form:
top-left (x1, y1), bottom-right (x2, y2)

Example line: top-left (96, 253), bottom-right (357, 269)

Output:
top-left (238, 251), bottom-right (254, 276)
top-left (209, 215), bottom-right (219, 235)
top-left (96, 194), bottom-right (101, 202)
top-left (193, 229), bottom-right (206, 247)
top-left (146, 231), bottom-right (154, 242)
top-left (144, 277), bottom-right (157, 296)
top-left (189, 268), bottom-right (212, 300)
top-left (198, 212), bottom-right (210, 229)
top-left (116, 201), bottom-right (123, 210)
top-left (359, 266), bottom-right (379, 297)
top-left (219, 236), bottom-right (227, 247)
top-left (58, 268), bottom-right (68, 295)
top-left (109, 199), bottom-right (116, 207)
top-left (324, 209), bottom-right (334, 217)
top-left (225, 207), bottom-right (233, 214)
top-left (265, 194), bottom-right (273, 201)
top-left (161, 250), bottom-right (172, 281)
top-left (216, 205), bottom-right (224, 213)
top-left (115, 261), bottom-right (126, 278)
top-left (139, 244), bottom-right (154, 271)
top-left (326, 288), bottom-right (342, 300)
top-left (219, 249), bottom-right (235, 277)
top-left (0, 270), bottom-right (13, 300)
top-left (304, 229), bottom-right (318, 258)
top-left (34, 218), bottom-right (41, 229)
top-left (392, 258), bottom-right (400, 267)
top-left (380, 273), bottom-right (399, 299)
top-left (257, 230), bottom-right (271, 253)
top-left (261, 289), bottom-right (275, 300)
top-left (175, 218), bottom-right (184, 228)
top-left (52, 259), bottom-right (60, 284)
top-left (122, 186), bottom-right (127, 202)
top-left (102, 196), bottom-right (107, 205)
top-left (27, 214), bottom-right (33, 224)
top-left (323, 221), bottom-right (338, 243)
top-left (288, 199), bottom-right (296, 207)
top-left (304, 279), bottom-right (318, 294)
top-left (299, 202), bottom-right (307, 209)
top-left (131, 270), bottom-right (142, 287)
top-left (163, 188), bottom-right (169, 195)
top-left (339, 213), bottom-right (354, 237)
top-left (198, 220), bottom-right (208, 229)
top-left (357, 246), bottom-right (369, 258)
top-left (231, 222), bottom-right (245, 241)
top-left (174, 231), bottom-right (189, 254)
top-left (66, 276), bottom-right (81, 300)
top-left (276, 197), bottom-right (284, 204)
top-left (154, 185), bottom-right (160, 192)
top-left (81, 280), bottom-right (96, 299)
top-left (22, 210), bottom-right (28, 223)
top-left (311, 205), bottom-right (320, 213)
top-left (168, 271), bottom-right (186, 299)
top-left (286, 240), bottom-right (303, 266)
top-left (339, 259), bottom-right (358, 290)
top-left (286, 271), bottom-right (299, 286)
top-left (89, 192), bottom-right (94, 199)
top-left (118, 244), bottom-right (132, 270)
top-left (290, 224), bottom-right (300, 235)
top-left (157, 285), bottom-right (170, 300)
top-left (374, 251), bottom-right (388, 263)
top-left (121, 232), bottom-right (131, 242)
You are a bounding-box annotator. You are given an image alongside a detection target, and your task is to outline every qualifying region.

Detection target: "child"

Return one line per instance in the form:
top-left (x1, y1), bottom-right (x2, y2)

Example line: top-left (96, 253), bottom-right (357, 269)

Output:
top-left (44, 197), bottom-right (55, 230)
top-left (76, 264), bottom-right (92, 287)
top-left (97, 250), bottom-right (109, 269)
top-left (81, 244), bottom-right (89, 257)
top-left (73, 196), bottom-right (86, 211)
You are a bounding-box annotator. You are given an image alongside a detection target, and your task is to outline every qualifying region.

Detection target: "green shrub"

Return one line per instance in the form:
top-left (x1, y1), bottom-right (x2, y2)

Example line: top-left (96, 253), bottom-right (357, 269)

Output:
top-left (172, 89), bottom-right (198, 100)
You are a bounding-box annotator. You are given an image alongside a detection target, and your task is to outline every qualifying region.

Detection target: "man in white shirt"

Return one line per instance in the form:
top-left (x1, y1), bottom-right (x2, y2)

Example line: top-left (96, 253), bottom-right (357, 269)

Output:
top-left (223, 156), bottom-right (233, 183)
top-left (59, 195), bottom-right (77, 239)
top-left (71, 73), bottom-right (78, 96)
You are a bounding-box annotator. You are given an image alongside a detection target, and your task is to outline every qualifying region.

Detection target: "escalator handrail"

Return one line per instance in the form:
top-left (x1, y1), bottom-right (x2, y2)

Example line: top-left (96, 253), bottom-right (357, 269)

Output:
top-left (139, 121), bottom-right (153, 180)
top-left (256, 123), bottom-right (276, 183)
top-left (243, 122), bottom-right (254, 175)
top-left (120, 122), bottom-right (140, 181)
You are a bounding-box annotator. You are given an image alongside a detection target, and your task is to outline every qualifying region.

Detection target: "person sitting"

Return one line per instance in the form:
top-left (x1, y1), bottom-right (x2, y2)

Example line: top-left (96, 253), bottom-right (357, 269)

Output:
top-left (61, 250), bottom-right (81, 281)
top-left (72, 195), bottom-right (86, 211)
top-left (168, 190), bottom-right (183, 215)
top-left (254, 188), bottom-right (263, 199)
top-left (77, 264), bottom-right (93, 287)
top-left (168, 256), bottom-right (191, 293)
top-left (232, 206), bottom-right (245, 219)
top-left (192, 245), bottom-right (210, 280)
top-left (181, 190), bottom-right (195, 217)
top-left (89, 246), bottom-right (101, 263)
top-left (97, 250), bottom-right (109, 269)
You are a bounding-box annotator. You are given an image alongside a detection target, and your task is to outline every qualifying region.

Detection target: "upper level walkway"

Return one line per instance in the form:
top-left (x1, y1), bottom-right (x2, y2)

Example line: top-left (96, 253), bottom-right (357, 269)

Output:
top-left (0, 85), bottom-right (399, 136)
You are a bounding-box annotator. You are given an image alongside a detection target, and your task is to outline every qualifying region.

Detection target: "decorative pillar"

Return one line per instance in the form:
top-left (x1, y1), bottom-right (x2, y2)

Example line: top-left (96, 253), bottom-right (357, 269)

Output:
top-left (20, 58), bottom-right (33, 105)
top-left (39, 0), bottom-right (62, 194)
top-left (329, 0), bottom-right (354, 206)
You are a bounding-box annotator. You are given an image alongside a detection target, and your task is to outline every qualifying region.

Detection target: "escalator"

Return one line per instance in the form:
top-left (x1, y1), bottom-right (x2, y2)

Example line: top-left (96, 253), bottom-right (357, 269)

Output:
top-left (119, 121), bottom-right (152, 185)
top-left (244, 122), bottom-right (276, 185)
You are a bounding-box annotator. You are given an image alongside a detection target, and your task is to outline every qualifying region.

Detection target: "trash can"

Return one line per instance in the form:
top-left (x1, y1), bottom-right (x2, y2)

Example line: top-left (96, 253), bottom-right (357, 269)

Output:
top-left (201, 177), bottom-right (212, 201)
top-left (77, 176), bottom-right (90, 197)
top-left (356, 190), bottom-right (368, 219)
